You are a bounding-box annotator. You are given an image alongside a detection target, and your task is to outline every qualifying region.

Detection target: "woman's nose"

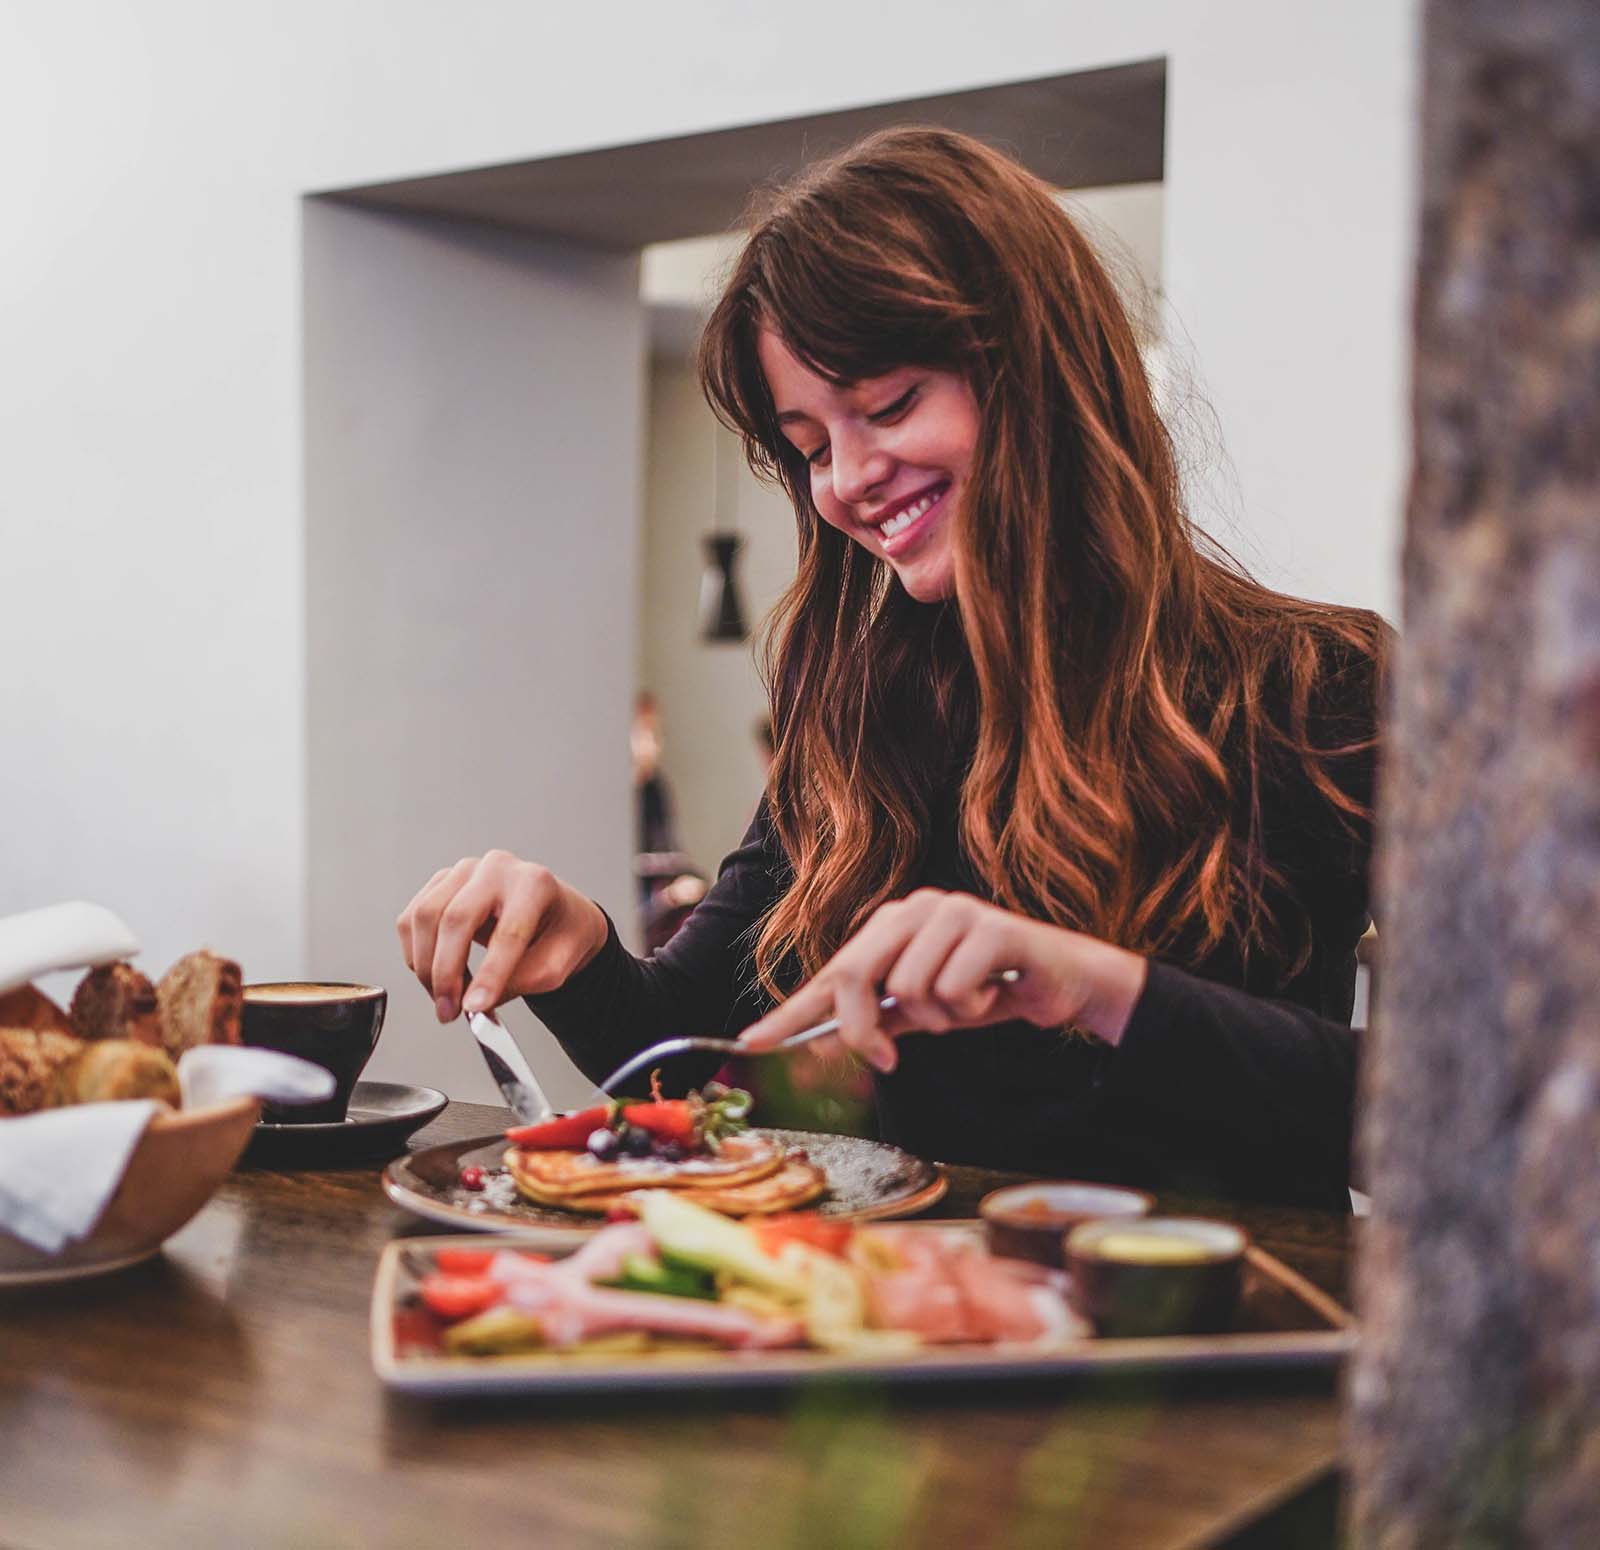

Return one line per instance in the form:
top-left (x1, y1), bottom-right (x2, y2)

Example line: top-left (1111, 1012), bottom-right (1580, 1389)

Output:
top-left (827, 430), bottom-right (893, 507)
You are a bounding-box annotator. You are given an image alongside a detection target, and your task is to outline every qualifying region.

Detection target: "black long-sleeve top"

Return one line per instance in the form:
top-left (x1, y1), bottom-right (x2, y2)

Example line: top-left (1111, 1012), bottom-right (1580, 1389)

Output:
top-left (530, 654), bottom-right (1377, 1212)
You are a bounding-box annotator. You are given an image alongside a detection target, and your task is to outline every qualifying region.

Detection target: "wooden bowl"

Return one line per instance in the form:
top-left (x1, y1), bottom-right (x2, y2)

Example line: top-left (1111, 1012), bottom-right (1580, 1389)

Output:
top-left (0, 1096), bottom-right (260, 1284)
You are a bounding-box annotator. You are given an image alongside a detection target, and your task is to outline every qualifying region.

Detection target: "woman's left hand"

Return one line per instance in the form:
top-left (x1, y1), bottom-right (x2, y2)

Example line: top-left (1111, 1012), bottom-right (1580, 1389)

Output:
top-left (736, 888), bottom-right (1148, 1073)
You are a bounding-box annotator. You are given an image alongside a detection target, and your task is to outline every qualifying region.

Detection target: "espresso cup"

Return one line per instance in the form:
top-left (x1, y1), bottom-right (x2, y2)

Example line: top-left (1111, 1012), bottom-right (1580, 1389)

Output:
top-left (241, 982), bottom-right (387, 1124)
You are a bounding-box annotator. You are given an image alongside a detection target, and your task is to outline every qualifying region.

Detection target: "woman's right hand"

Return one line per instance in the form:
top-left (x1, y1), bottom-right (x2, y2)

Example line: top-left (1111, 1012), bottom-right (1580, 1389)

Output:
top-left (396, 851), bottom-right (610, 1022)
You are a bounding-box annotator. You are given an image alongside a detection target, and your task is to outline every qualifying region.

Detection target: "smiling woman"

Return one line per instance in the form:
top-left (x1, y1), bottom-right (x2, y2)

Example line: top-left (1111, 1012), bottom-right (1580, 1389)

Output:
top-left (396, 126), bottom-right (1390, 1211)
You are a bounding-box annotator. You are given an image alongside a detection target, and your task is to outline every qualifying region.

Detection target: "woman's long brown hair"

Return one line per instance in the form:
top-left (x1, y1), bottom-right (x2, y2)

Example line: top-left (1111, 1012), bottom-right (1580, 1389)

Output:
top-left (698, 127), bottom-right (1390, 997)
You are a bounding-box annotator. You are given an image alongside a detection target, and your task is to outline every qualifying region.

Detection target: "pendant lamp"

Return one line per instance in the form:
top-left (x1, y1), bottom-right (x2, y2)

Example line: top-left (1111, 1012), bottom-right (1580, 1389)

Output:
top-left (699, 425), bottom-right (748, 643)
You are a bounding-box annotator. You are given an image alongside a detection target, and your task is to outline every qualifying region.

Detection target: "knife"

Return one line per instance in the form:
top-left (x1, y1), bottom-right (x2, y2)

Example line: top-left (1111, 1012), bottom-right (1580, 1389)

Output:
top-left (458, 966), bottom-right (554, 1125)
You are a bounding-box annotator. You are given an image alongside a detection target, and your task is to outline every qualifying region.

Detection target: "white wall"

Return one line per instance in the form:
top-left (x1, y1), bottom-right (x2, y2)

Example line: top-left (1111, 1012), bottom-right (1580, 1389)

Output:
top-left (1162, 1), bottom-right (1417, 610)
top-left (304, 204), bottom-right (644, 1107)
top-left (639, 364), bottom-right (794, 876)
top-left (0, 0), bottom-right (1416, 1096)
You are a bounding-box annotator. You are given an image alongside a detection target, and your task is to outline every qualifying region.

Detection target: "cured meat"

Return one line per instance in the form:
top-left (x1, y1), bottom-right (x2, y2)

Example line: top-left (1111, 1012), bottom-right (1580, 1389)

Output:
top-left (858, 1228), bottom-right (1084, 1344)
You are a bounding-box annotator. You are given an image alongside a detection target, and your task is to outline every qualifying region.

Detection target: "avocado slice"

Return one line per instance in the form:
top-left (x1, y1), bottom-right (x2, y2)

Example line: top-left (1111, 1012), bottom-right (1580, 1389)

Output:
top-left (636, 1192), bottom-right (807, 1299)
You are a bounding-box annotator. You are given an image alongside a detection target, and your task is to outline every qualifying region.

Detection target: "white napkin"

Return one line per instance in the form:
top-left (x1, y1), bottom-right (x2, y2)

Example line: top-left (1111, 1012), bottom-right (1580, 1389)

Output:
top-left (177, 1045), bottom-right (335, 1111)
top-left (0, 1048), bottom-right (334, 1254)
top-left (0, 901), bottom-right (142, 997)
top-left (0, 1101), bottom-right (161, 1253)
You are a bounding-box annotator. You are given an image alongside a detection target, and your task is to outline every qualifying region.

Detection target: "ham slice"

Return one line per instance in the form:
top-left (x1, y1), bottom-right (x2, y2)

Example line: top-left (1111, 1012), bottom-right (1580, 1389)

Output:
top-left (859, 1228), bottom-right (1084, 1345)
top-left (486, 1221), bottom-right (804, 1349)
top-left (504, 1272), bottom-right (803, 1348)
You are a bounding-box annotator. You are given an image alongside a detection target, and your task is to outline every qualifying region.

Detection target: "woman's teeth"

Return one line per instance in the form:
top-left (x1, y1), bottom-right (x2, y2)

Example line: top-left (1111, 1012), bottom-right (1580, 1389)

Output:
top-left (879, 487), bottom-right (945, 539)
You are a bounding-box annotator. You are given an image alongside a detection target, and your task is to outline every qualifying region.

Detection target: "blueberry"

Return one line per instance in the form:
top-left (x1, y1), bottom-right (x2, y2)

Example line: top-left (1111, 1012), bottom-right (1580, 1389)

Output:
top-left (621, 1125), bottom-right (654, 1157)
top-left (587, 1127), bottom-right (620, 1161)
top-left (655, 1140), bottom-right (686, 1163)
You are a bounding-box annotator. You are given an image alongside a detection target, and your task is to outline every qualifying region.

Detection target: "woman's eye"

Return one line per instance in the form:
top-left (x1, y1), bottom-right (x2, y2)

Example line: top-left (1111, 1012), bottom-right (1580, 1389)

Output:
top-left (805, 444), bottom-right (831, 468)
top-left (869, 386), bottom-right (918, 423)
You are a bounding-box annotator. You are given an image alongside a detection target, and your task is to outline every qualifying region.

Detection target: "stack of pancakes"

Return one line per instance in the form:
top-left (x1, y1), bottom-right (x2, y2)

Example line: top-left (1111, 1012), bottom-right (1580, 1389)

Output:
top-left (503, 1132), bottom-right (828, 1216)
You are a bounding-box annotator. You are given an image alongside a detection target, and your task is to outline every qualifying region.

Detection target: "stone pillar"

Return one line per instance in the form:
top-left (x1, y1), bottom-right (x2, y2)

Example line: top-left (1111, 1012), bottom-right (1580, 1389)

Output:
top-left (1349, 1), bottom-right (1600, 1545)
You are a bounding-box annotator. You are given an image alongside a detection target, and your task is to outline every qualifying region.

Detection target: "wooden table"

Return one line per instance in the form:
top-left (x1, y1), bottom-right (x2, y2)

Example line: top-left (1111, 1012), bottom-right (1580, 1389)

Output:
top-left (0, 1102), bottom-right (1352, 1549)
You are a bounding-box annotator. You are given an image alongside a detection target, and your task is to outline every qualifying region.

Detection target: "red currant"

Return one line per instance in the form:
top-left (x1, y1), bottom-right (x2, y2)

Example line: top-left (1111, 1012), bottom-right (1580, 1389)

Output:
top-left (459, 1165), bottom-right (486, 1191)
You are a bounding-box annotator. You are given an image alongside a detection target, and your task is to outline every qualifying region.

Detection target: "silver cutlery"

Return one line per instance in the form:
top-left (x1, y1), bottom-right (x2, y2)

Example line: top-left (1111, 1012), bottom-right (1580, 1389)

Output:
top-left (595, 967), bottom-right (1023, 1097)
top-left (459, 966), bottom-right (555, 1125)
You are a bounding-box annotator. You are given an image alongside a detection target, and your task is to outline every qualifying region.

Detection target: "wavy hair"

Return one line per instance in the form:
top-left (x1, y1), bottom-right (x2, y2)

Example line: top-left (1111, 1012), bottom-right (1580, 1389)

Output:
top-left (698, 127), bottom-right (1388, 997)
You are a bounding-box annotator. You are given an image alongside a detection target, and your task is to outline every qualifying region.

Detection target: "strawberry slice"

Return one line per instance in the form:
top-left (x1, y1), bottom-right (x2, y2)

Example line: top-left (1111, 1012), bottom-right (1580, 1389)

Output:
top-left (619, 1100), bottom-right (697, 1145)
top-left (505, 1105), bottom-right (611, 1149)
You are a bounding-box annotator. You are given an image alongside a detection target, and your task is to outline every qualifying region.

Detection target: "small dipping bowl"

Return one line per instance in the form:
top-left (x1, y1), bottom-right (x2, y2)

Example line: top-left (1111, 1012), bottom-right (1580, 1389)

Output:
top-left (1064, 1216), bottom-right (1248, 1337)
top-left (979, 1181), bottom-right (1153, 1268)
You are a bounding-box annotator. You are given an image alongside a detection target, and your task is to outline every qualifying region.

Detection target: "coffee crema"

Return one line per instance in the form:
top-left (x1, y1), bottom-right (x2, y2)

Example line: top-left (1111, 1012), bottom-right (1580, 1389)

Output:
top-left (244, 982), bottom-right (384, 1003)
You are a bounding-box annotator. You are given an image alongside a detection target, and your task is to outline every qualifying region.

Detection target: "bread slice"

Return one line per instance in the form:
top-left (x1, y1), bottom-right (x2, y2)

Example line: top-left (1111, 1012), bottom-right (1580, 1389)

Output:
top-left (155, 950), bottom-right (243, 1059)
top-left (70, 963), bottom-right (163, 1047)
top-left (56, 1039), bottom-right (181, 1108)
top-left (0, 983), bottom-right (75, 1035)
top-left (0, 1027), bottom-right (85, 1115)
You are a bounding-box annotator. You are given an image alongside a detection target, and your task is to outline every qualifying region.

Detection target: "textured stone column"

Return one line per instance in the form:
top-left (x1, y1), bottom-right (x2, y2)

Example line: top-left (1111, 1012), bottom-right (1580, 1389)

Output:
top-left (1349, 1), bottom-right (1600, 1544)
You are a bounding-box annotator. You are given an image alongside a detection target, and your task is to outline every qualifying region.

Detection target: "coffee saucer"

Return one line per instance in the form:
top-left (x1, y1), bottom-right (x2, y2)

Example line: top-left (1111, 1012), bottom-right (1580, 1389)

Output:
top-left (243, 1080), bottom-right (448, 1168)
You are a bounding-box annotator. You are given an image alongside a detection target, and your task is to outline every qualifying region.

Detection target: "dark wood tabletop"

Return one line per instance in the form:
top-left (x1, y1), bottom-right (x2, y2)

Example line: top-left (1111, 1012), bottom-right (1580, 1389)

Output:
top-left (0, 1102), bottom-right (1353, 1550)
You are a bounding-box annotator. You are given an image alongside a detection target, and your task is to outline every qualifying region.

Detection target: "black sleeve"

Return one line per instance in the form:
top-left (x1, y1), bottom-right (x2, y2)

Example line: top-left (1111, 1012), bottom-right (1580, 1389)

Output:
top-left (1099, 960), bottom-right (1358, 1197)
top-left (525, 802), bottom-right (784, 1091)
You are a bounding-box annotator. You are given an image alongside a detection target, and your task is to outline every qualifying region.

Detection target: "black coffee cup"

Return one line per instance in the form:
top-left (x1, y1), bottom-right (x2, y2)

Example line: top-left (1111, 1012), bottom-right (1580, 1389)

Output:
top-left (241, 982), bottom-right (387, 1124)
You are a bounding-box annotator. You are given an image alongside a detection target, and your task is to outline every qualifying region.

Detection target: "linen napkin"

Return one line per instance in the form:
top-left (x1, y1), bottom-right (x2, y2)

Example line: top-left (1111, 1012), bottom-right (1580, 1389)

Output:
top-left (0, 901), bottom-right (142, 997)
top-left (0, 1047), bottom-right (334, 1254)
top-left (0, 1100), bottom-right (160, 1253)
top-left (177, 1045), bottom-right (335, 1112)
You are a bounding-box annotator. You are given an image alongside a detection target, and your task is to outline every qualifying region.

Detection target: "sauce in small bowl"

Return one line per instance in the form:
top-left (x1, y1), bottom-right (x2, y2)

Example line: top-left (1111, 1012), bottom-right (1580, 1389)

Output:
top-left (1064, 1216), bottom-right (1247, 1337)
top-left (979, 1181), bottom-right (1153, 1268)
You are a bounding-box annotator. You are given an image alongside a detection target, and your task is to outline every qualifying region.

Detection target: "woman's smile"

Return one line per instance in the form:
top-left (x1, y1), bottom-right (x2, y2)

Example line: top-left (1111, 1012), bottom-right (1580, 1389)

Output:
top-left (866, 479), bottom-right (952, 556)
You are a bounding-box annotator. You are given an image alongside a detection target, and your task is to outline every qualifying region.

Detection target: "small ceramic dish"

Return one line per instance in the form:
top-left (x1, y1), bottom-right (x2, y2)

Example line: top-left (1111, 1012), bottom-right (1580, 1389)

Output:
top-left (979, 1181), bottom-right (1153, 1267)
top-left (1064, 1216), bottom-right (1248, 1337)
top-left (0, 1095), bottom-right (259, 1286)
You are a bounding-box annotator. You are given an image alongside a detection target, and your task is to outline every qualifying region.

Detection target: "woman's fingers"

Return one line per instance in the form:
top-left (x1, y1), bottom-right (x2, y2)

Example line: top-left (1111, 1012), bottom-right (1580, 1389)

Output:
top-left (428, 851), bottom-right (521, 1020)
top-left (396, 868), bottom-right (450, 974)
top-left (883, 893), bottom-right (982, 1031)
top-left (399, 858), bottom-right (478, 1002)
top-left (833, 972), bottom-right (897, 1073)
top-left (464, 866), bottom-right (556, 1011)
top-left (738, 894), bottom-right (938, 1066)
top-left (926, 912), bottom-right (1025, 1024)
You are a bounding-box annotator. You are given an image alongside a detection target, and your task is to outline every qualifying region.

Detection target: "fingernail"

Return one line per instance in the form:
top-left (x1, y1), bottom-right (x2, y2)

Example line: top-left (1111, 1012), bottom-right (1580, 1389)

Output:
top-left (435, 995), bottom-right (457, 1021)
top-left (462, 988), bottom-right (488, 1014)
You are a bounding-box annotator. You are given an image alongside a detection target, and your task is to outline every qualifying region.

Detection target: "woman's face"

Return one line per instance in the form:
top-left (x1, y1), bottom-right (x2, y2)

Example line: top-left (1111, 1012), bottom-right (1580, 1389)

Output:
top-left (759, 330), bottom-right (979, 603)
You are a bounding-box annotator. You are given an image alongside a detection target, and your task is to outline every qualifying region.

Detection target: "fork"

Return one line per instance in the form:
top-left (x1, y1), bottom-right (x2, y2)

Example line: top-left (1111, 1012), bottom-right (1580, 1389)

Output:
top-left (594, 967), bottom-right (1022, 1097)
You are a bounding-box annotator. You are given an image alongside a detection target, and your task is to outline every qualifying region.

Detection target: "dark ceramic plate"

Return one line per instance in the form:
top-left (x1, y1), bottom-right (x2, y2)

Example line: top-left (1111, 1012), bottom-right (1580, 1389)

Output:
top-left (244, 1081), bottom-right (448, 1167)
top-left (381, 1127), bottom-right (947, 1236)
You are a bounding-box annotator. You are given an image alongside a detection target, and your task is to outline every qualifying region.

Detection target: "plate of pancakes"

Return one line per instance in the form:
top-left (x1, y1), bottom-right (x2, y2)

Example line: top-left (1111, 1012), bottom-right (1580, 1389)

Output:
top-left (383, 1126), bottom-right (947, 1238)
